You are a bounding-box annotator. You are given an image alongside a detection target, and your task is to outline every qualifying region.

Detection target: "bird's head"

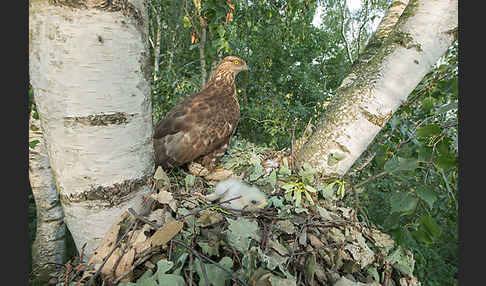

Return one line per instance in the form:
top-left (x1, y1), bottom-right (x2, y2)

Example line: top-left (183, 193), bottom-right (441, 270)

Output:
top-left (220, 56), bottom-right (250, 74)
top-left (240, 186), bottom-right (268, 211)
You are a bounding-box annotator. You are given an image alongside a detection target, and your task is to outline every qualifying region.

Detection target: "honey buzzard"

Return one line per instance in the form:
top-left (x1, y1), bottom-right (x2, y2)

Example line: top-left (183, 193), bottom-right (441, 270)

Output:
top-left (153, 56), bottom-right (249, 171)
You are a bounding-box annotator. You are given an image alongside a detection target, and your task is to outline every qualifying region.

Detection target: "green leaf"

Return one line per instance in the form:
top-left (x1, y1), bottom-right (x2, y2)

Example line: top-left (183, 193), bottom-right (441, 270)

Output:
top-left (393, 228), bottom-right (413, 248)
top-left (194, 257), bottom-right (234, 286)
top-left (155, 260), bottom-right (174, 275)
top-left (390, 192), bottom-right (418, 214)
top-left (383, 212), bottom-right (401, 231)
top-left (278, 158), bottom-right (292, 177)
top-left (416, 124), bottom-right (441, 138)
top-left (303, 184), bottom-right (317, 193)
top-left (412, 228), bottom-right (434, 245)
top-left (281, 183), bottom-right (295, 191)
top-left (384, 157), bottom-right (419, 172)
top-left (147, 259), bottom-right (186, 286)
top-left (336, 183), bottom-right (345, 199)
top-left (249, 163), bottom-right (264, 181)
top-left (303, 189), bottom-right (314, 205)
top-left (157, 274), bottom-right (186, 286)
top-left (173, 253), bottom-right (189, 275)
top-left (421, 97), bottom-right (435, 112)
top-left (415, 186), bottom-right (437, 209)
top-left (436, 152), bottom-right (457, 170)
top-left (419, 215), bottom-right (441, 238)
top-left (217, 25), bottom-right (226, 37)
top-left (185, 174), bottom-right (195, 188)
top-left (226, 218), bottom-right (259, 253)
top-left (29, 140), bottom-right (40, 149)
top-left (412, 216), bottom-right (441, 246)
top-left (293, 189), bottom-right (302, 207)
top-left (327, 152), bottom-right (345, 166)
top-left (183, 15), bottom-right (191, 27)
top-left (366, 266), bottom-right (380, 283)
top-left (318, 183), bottom-right (335, 199)
top-left (267, 170), bottom-right (277, 186)
top-left (197, 241), bottom-right (220, 257)
top-left (386, 246), bottom-right (415, 276)
top-left (437, 100), bottom-right (458, 114)
top-left (267, 196), bottom-right (284, 208)
top-left (331, 152), bottom-right (346, 160)
top-left (418, 145), bottom-right (433, 162)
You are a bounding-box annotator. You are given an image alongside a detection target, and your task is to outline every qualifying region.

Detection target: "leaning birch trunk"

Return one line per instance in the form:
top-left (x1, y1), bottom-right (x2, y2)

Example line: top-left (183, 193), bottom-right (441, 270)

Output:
top-left (29, 0), bottom-right (154, 257)
top-left (29, 111), bottom-right (66, 282)
top-left (294, 0), bottom-right (458, 176)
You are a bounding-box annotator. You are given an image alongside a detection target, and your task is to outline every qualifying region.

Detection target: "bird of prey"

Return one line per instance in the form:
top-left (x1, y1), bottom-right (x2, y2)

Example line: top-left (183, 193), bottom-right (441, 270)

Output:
top-left (153, 56), bottom-right (249, 172)
top-left (198, 178), bottom-right (268, 211)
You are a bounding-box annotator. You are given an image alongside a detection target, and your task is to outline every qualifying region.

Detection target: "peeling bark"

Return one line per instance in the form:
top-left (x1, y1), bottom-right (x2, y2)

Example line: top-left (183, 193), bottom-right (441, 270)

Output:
top-left (294, 0), bottom-right (457, 176)
top-left (29, 0), bottom-right (154, 257)
top-left (29, 111), bottom-right (66, 281)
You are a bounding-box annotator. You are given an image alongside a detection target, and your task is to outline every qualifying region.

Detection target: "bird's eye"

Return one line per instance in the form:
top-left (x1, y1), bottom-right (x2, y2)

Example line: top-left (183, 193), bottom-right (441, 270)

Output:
top-left (234, 60), bottom-right (239, 65)
top-left (251, 200), bottom-right (258, 205)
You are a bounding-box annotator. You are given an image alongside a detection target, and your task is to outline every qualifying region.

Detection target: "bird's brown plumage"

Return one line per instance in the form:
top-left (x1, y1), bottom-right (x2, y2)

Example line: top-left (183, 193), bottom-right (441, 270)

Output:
top-left (153, 56), bottom-right (249, 170)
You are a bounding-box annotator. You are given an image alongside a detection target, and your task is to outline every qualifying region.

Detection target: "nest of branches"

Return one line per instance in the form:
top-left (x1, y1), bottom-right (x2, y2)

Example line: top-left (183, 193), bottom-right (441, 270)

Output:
top-left (53, 139), bottom-right (422, 286)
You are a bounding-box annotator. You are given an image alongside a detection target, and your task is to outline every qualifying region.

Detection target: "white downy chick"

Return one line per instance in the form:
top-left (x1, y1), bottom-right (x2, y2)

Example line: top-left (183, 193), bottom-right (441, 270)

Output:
top-left (203, 178), bottom-right (268, 211)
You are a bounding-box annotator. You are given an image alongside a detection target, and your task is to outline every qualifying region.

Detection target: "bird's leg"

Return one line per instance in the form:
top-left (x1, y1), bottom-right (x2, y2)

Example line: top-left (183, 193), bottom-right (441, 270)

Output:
top-left (201, 138), bottom-right (232, 171)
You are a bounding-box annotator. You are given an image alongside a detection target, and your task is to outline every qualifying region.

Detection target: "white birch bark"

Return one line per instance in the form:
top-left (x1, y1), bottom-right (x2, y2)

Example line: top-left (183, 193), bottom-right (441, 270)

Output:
top-left (29, 111), bottom-right (66, 279)
top-left (295, 0), bottom-right (457, 176)
top-left (29, 0), bottom-right (154, 257)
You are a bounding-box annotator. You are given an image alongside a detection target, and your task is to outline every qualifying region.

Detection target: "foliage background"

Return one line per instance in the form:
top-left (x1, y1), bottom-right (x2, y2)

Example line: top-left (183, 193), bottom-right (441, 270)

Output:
top-left (148, 1), bottom-right (458, 285)
top-left (28, 1), bottom-right (458, 285)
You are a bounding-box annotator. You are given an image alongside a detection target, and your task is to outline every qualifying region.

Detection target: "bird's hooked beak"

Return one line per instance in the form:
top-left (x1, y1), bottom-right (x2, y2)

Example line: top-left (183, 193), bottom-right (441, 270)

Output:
top-left (243, 62), bottom-right (250, 72)
top-left (256, 200), bottom-right (268, 209)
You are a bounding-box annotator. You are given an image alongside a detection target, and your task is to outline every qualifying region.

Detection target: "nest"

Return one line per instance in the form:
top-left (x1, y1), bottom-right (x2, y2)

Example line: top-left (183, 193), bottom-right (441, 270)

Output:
top-left (53, 139), bottom-right (422, 286)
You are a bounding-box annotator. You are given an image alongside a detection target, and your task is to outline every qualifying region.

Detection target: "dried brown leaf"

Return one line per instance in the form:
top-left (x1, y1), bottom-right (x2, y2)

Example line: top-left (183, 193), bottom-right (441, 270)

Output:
top-left (308, 233), bottom-right (324, 249)
top-left (268, 239), bottom-right (289, 256)
top-left (152, 190), bottom-right (173, 204)
top-left (150, 221), bottom-right (184, 247)
top-left (226, 0), bottom-right (235, 10)
top-left (191, 31), bottom-right (199, 44)
top-left (204, 169), bottom-right (233, 181)
top-left (114, 247), bottom-right (135, 282)
top-left (226, 11), bottom-right (233, 23)
top-left (276, 220), bottom-right (295, 235)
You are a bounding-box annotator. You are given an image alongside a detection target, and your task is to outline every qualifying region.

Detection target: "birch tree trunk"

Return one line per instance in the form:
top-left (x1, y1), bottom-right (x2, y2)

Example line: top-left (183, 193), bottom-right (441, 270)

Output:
top-left (29, 111), bottom-right (66, 283)
top-left (29, 0), bottom-right (154, 257)
top-left (294, 0), bottom-right (458, 176)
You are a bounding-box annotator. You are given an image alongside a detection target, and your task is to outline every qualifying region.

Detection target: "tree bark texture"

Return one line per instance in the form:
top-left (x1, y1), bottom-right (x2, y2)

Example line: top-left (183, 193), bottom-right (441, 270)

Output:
top-left (29, 0), bottom-right (154, 257)
top-left (29, 111), bottom-right (67, 280)
top-left (294, 0), bottom-right (457, 176)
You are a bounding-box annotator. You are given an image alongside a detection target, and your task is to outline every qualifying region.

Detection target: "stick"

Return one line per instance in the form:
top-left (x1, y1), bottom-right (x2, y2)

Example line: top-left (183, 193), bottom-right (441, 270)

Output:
top-left (180, 195), bottom-right (243, 219)
top-left (86, 218), bottom-right (137, 286)
top-left (172, 239), bottom-right (247, 286)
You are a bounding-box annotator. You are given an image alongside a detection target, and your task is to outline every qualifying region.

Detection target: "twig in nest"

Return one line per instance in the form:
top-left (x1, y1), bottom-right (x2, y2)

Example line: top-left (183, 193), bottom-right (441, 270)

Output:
top-left (172, 239), bottom-right (248, 286)
top-left (199, 259), bottom-right (210, 286)
top-left (292, 242), bottom-right (343, 256)
top-left (73, 243), bottom-right (87, 286)
top-left (189, 253), bottom-right (194, 286)
top-left (86, 218), bottom-right (137, 286)
top-left (169, 240), bottom-right (174, 261)
top-left (113, 247), bottom-right (158, 284)
top-left (180, 195), bottom-right (243, 219)
top-left (64, 261), bottom-right (72, 286)
top-left (110, 220), bottom-right (140, 281)
top-left (127, 208), bottom-right (162, 229)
